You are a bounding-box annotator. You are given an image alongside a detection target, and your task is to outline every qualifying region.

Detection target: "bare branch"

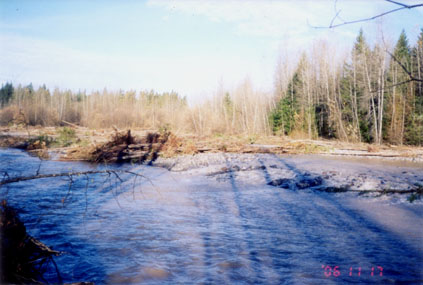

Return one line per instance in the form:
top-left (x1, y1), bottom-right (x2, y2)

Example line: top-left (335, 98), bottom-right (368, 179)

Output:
top-left (0, 168), bottom-right (161, 207)
top-left (26, 235), bottom-right (62, 256)
top-left (35, 162), bottom-right (42, 176)
top-left (312, 2), bottom-right (423, 29)
top-left (61, 175), bottom-right (75, 205)
top-left (379, 30), bottom-right (423, 86)
top-left (385, 0), bottom-right (410, 8)
top-left (370, 79), bottom-right (414, 93)
top-left (329, 9), bottom-right (342, 28)
top-left (385, 49), bottom-right (423, 82)
top-left (110, 171), bottom-right (123, 183)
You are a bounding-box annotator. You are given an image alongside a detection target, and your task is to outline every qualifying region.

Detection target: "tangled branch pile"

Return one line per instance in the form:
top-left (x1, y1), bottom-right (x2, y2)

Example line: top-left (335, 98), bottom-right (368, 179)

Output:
top-left (90, 130), bottom-right (170, 163)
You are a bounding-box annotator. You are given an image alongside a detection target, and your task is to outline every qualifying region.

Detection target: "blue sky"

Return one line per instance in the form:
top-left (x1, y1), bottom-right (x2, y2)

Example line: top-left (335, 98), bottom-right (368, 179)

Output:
top-left (0, 0), bottom-right (422, 102)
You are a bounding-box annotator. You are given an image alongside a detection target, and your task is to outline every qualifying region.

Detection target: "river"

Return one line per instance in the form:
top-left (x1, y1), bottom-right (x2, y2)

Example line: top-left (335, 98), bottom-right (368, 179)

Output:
top-left (1, 148), bottom-right (422, 284)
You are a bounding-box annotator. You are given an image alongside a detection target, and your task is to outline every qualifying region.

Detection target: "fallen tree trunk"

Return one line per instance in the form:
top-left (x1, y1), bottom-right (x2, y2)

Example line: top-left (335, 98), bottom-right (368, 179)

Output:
top-left (0, 170), bottom-right (146, 187)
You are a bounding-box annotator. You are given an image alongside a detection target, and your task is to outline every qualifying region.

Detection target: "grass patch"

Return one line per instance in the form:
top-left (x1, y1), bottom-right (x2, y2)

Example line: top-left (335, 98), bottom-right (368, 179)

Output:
top-left (55, 127), bottom-right (77, 147)
top-left (287, 142), bottom-right (332, 154)
top-left (26, 128), bottom-right (80, 150)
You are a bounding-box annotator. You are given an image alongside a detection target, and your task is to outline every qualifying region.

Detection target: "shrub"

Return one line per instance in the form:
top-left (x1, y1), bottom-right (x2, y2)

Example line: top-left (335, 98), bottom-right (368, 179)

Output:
top-left (0, 106), bottom-right (18, 125)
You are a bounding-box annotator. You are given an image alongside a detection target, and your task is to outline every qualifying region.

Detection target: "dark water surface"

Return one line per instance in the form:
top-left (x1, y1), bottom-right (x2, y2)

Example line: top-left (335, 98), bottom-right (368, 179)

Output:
top-left (1, 148), bottom-right (422, 284)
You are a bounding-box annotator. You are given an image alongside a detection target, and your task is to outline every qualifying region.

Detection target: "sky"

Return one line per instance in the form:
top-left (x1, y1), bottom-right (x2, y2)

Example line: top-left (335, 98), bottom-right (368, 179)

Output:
top-left (0, 0), bottom-right (422, 102)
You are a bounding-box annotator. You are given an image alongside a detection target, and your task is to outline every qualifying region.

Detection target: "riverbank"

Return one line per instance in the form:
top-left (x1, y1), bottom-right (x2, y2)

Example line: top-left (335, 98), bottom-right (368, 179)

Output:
top-left (1, 125), bottom-right (422, 200)
top-left (1, 125), bottom-right (423, 163)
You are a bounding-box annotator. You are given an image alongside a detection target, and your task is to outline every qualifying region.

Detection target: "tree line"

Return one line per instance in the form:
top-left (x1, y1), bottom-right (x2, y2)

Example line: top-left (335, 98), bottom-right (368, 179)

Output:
top-left (0, 28), bottom-right (422, 145)
top-left (271, 28), bottom-right (423, 145)
top-left (0, 85), bottom-right (188, 131)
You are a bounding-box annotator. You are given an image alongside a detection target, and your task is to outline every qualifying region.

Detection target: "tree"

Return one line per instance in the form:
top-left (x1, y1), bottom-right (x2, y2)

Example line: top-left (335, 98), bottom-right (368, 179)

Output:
top-left (386, 30), bottom-right (412, 144)
top-left (337, 61), bottom-right (359, 141)
top-left (270, 53), bottom-right (317, 138)
top-left (407, 28), bottom-right (423, 145)
top-left (270, 67), bottom-right (301, 135)
top-left (223, 92), bottom-right (233, 132)
top-left (0, 82), bottom-right (14, 108)
top-left (270, 96), bottom-right (294, 135)
top-left (351, 29), bottom-right (374, 142)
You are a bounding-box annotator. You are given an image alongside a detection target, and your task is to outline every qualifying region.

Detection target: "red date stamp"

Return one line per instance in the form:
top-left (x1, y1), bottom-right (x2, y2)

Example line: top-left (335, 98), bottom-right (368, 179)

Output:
top-left (321, 265), bottom-right (383, 277)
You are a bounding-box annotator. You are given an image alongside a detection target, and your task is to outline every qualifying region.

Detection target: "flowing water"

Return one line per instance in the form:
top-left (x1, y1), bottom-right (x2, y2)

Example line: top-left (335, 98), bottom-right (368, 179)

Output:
top-left (1, 148), bottom-right (422, 284)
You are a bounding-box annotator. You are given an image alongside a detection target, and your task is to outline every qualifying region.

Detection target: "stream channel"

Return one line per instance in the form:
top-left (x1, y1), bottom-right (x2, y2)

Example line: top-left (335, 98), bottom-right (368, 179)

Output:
top-left (1, 148), bottom-right (422, 284)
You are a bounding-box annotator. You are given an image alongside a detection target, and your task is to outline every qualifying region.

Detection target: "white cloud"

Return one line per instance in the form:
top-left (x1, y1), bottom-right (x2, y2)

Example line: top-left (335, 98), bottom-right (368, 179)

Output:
top-left (146, 0), bottom-right (370, 71)
top-left (147, 0), bottom-right (410, 45)
top-left (148, 0), bottom-right (331, 38)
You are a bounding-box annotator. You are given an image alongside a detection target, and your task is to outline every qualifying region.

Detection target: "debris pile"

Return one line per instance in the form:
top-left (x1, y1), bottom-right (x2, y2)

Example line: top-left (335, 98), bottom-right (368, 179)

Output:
top-left (90, 130), bottom-right (170, 163)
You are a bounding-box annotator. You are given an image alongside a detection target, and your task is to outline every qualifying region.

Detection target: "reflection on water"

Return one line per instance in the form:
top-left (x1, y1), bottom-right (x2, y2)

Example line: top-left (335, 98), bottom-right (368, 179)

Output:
top-left (1, 148), bottom-right (422, 284)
